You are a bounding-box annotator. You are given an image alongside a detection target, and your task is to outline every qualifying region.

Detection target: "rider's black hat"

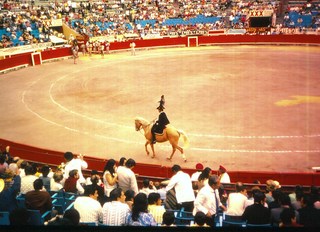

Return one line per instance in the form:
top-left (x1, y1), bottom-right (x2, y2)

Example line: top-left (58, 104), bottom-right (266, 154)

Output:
top-left (157, 95), bottom-right (165, 110)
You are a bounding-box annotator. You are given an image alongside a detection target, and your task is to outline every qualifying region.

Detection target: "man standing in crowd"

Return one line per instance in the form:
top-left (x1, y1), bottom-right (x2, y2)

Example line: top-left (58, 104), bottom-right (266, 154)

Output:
top-left (63, 151), bottom-right (88, 184)
top-left (117, 158), bottom-right (138, 196)
top-left (193, 175), bottom-right (227, 227)
top-left (165, 164), bottom-right (195, 212)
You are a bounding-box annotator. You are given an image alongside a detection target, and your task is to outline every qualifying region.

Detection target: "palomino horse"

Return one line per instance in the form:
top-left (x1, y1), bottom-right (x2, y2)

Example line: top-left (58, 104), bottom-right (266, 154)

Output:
top-left (134, 117), bottom-right (189, 161)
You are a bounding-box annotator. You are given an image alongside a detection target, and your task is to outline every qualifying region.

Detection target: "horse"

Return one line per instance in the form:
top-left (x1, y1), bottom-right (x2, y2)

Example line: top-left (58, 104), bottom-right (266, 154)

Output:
top-left (134, 117), bottom-right (189, 162)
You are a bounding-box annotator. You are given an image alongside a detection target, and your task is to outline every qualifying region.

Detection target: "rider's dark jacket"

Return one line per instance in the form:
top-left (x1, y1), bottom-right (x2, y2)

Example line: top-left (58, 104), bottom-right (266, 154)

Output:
top-left (152, 111), bottom-right (170, 133)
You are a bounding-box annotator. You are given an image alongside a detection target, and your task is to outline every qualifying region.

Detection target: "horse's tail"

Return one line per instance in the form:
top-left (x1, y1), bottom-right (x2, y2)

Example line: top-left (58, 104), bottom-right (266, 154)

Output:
top-left (177, 129), bottom-right (190, 149)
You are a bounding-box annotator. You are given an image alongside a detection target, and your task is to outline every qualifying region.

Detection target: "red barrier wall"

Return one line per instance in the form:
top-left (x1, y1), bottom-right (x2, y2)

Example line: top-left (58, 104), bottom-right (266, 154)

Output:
top-left (1, 138), bottom-right (319, 186)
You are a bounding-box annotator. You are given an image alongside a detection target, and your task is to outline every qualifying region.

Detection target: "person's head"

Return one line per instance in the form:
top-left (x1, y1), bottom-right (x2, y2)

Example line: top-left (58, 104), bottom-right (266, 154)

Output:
top-left (125, 158), bottom-right (136, 168)
top-left (8, 163), bottom-right (19, 175)
top-left (24, 164), bottom-right (34, 175)
top-left (195, 163), bottom-right (204, 171)
top-left (64, 152), bottom-right (74, 162)
top-left (148, 192), bottom-right (161, 205)
top-left (33, 179), bottom-right (44, 191)
top-left (0, 154), bottom-right (6, 165)
top-left (53, 171), bottom-right (64, 183)
top-left (171, 164), bottom-right (181, 174)
top-left (253, 190), bottom-right (266, 204)
top-left (280, 208), bottom-right (296, 226)
top-left (162, 211), bottom-right (175, 226)
top-left (125, 189), bottom-right (135, 202)
top-left (84, 185), bottom-right (98, 200)
top-left (63, 208), bottom-right (80, 225)
top-left (279, 194), bottom-right (291, 206)
top-left (103, 159), bottom-right (116, 175)
top-left (68, 169), bottom-right (79, 178)
top-left (132, 193), bottom-right (148, 221)
top-left (272, 188), bottom-right (283, 203)
top-left (218, 165), bottom-right (227, 174)
top-left (208, 175), bottom-right (220, 190)
top-left (235, 182), bottom-right (246, 194)
top-left (194, 211), bottom-right (206, 226)
top-left (41, 165), bottom-right (50, 177)
top-left (301, 194), bottom-right (314, 207)
top-left (198, 167), bottom-right (211, 181)
top-left (142, 178), bottom-right (150, 188)
top-left (110, 188), bottom-right (126, 203)
top-left (119, 157), bottom-right (127, 166)
top-left (9, 208), bottom-right (30, 225)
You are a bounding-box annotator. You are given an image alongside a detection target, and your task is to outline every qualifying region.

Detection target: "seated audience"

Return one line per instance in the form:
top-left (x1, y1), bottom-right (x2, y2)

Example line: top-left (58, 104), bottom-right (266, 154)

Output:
top-left (271, 193), bottom-right (299, 226)
top-left (0, 169), bottom-right (21, 212)
top-left (50, 170), bottom-right (64, 192)
top-left (39, 165), bottom-right (51, 192)
top-left (225, 182), bottom-right (247, 218)
top-left (74, 185), bottom-right (102, 224)
top-left (125, 189), bottom-right (135, 210)
top-left (279, 208), bottom-right (302, 227)
top-left (63, 169), bottom-right (84, 194)
top-left (139, 178), bottom-right (157, 196)
top-left (298, 193), bottom-right (320, 227)
top-left (20, 164), bottom-right (38, 194)
top-left (192, 211), bottom-right (209, 227)
top-left (242, 190), bottom-right (271, 225)
top-left (25, 179), bottom-right (53, 215)
top-left (162, 211), bottom-right (175, 226)
top-left (148, 192), bottom-right (166, 224)
top-left (85, 171), bottom-right (106, 206)
top-left (125, 192), bottom-right (157, 226)
top-left (102, 187), bottom-right (130, 225)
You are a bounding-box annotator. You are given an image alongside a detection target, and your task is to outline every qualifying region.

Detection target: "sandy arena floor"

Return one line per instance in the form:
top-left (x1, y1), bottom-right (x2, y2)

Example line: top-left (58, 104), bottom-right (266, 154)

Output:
top-left (1, 45), bottom-right (320, 172)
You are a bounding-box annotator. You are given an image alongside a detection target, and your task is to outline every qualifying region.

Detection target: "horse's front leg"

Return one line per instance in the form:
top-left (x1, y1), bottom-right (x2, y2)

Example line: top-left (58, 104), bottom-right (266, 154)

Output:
top-left (145, 141), bottom-right (150, 156)
top-left (167, 146), bottom-right (176, 161)
top-left (150, 144), bottom-right (156, 158)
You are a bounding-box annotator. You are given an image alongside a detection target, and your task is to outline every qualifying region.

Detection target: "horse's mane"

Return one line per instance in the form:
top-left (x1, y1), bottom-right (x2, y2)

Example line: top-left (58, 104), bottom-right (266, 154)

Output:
top-left (134, 116), bottom-right (150, 126)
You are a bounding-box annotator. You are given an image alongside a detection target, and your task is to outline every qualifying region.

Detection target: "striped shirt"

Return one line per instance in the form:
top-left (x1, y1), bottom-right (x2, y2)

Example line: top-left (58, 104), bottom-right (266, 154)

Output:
top-left (102, 201), bottom-right (130, 226)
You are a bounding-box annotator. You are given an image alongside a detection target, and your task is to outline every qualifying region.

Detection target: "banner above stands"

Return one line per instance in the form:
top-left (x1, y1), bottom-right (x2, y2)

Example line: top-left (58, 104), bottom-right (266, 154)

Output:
top-left (249, 9), bottom-right (274, 17)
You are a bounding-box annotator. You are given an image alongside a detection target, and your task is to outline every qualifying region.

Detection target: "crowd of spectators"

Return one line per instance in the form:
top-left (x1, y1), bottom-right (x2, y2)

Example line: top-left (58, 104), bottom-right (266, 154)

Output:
top-left (0, 146), bottom-right (319, 227)
top-left (1, 0), bottom-right (319, 48)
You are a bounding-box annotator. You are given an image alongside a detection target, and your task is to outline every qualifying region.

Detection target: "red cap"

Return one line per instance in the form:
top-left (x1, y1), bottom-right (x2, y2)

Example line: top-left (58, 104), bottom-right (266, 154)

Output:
top-left (195, 163), bottom-right (204, 170)
top-left (219, 165), bottom-right (226, 172)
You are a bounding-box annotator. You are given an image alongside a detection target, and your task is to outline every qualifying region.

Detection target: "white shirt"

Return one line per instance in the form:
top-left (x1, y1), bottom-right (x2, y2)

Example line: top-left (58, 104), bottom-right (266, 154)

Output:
top-left (226, 192), bottom-right (247, 216)
top-left (102, 201), bottom-right (130, 225)
top-left (220, 173), bottom-right (231, 184)
top-left (190, 171), bottom-right (201, 182)
top-left (165, 171), bottom-right (195, 204)
top-left (117, 166), bottom-right (138, 196)
top-left (64, 158), bottom-right (88, 184)
top-left (74, 196), bottom-right (102, 223)
top-left (193, 184), bottom-right (222, 216)
top-left (20, 175), bottom-right (38, 194)
top-left (103, 170), bottom-right (117, 197)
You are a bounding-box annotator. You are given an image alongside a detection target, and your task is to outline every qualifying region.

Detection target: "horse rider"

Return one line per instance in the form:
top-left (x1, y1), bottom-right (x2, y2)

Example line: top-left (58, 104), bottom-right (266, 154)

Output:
top-left (151, 95), bottom-right (170, 144)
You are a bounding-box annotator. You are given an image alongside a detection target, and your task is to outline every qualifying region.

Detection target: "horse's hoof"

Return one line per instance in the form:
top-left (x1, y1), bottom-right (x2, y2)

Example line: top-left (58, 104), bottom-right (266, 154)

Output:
top-left (184, 159), bottom-right (187, 162)
top-left (151, 156), bottom-right (155, 159)
top-left (166, 157), bottom-right (171, 161)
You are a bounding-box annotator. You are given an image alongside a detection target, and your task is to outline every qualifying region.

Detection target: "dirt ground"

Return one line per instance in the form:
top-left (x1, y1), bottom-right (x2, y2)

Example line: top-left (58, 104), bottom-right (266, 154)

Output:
top-left (1, 45), bottom-right (320, 172)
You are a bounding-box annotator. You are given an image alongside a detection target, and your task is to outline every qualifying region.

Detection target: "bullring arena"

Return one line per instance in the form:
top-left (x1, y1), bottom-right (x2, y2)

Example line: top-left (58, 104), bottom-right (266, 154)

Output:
top-left (1, 43), bottom-right (320, 176)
